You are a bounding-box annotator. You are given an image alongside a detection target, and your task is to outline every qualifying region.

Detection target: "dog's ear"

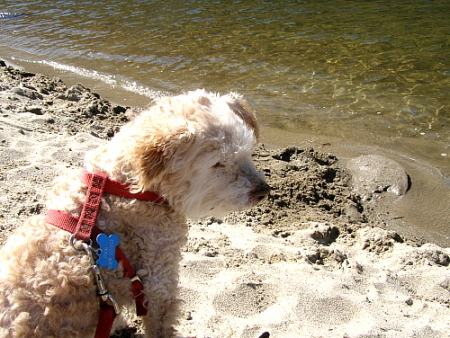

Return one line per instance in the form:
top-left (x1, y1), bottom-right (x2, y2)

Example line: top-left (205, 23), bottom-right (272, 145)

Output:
top-left (138, 145), bottom-right (166, 190)
top-left (136, 126), bottom-right (194, 191)
top-left (226, 94), bottom-right (259, 140)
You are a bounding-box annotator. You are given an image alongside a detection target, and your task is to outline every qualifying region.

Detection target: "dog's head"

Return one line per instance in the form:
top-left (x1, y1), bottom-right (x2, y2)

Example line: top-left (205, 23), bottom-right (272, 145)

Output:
top-left (120, 89), bottom-right (270, 219)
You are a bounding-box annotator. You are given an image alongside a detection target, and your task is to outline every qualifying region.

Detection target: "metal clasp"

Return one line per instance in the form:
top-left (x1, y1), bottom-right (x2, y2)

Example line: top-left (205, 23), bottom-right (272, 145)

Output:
top-left (91, 264), bottom-right (121, 315)
top-left (69, 235), bottom-right (121, 315)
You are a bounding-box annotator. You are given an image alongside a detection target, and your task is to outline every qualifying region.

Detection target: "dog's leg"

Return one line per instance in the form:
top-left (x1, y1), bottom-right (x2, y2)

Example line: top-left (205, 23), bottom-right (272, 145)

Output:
top-left (138, 227), bottom-right (187, 338)
top-left (141, 296), bottom-right (180, 338)
top-left (140, 253), bottom-right (183, 338)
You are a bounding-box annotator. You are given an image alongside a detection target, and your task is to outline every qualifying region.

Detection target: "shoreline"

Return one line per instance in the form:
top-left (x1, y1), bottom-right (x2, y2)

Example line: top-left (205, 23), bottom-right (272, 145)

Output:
top-left (1, 62), bottom-right (449, 337)
top-left (3, 55), bottom-right (449, 176)
top-left (2, 57), bottom-right (450, 246)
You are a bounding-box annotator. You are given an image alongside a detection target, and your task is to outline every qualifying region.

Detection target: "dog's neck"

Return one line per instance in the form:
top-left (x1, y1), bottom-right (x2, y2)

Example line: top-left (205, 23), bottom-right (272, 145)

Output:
top-left (81, 142), bottom-right (188, 220)
top-left (45, 169), bottom-right (168, 243)
top-left (83, 145), bottom-right (172, 206)
top-left (79, 169), bottom-right (165, 204)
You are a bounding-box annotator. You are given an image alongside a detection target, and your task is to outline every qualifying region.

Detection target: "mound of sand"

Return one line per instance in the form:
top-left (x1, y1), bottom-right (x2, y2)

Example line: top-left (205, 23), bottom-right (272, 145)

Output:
top-left (1, 62), bottom-right (449, 338)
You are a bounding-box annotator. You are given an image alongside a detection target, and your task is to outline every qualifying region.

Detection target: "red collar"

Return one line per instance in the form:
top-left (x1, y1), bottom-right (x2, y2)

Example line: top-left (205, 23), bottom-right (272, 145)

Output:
top-left (80, 169), bottom-right (165, 203)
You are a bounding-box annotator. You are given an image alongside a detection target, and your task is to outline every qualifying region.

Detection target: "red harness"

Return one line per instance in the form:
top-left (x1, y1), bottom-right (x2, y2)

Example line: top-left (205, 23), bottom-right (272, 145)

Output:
top-left (45, 169), bottom-right (165, 338)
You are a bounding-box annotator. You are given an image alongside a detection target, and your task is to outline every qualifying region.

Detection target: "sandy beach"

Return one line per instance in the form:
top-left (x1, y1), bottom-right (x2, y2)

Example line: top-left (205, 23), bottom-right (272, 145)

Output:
top-left (1, 61), bottom-right (449, 337)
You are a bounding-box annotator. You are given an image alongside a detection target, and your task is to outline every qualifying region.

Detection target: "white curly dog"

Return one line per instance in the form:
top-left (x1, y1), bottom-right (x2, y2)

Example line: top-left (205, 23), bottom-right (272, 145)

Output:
top-left (0, 90), bottom-right (270, 337)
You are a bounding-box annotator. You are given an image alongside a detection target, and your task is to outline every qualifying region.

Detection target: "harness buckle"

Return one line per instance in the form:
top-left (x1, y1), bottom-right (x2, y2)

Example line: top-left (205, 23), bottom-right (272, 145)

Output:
top-left (130, 275), bottom-right (143, 284)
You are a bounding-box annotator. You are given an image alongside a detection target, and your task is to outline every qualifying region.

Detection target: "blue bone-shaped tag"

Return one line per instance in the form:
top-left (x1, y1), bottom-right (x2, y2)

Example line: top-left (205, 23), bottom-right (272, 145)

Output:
top-left (96, 234), bottom-right (120, 270)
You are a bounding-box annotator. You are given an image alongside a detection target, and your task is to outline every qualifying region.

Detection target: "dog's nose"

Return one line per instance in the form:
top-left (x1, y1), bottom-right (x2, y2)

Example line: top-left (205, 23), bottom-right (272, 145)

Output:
top-left (252, 182), bottom-right (271, 202)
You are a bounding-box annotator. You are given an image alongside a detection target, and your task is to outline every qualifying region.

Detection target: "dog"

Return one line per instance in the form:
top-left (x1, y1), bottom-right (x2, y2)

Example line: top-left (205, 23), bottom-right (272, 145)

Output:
top-left (0, 89), bottom-right (270, 337)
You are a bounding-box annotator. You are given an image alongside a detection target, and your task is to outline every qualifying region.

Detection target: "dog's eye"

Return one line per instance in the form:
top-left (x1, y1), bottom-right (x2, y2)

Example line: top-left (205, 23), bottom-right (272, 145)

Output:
top-left (212, 162), bottom-right (225, 169)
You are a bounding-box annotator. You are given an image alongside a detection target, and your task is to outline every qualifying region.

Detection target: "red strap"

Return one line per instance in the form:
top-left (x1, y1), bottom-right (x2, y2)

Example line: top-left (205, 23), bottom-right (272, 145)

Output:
top-left (94, 302), bottom-right (117, 338)
top-left (75, 172), bottom-right (108, 241)
top-left (80, 169), bottom-right (165, 204)
top-left (45, 209), bottom-right (78, 233)
top-left (134, 292), bottom-right (148, 316)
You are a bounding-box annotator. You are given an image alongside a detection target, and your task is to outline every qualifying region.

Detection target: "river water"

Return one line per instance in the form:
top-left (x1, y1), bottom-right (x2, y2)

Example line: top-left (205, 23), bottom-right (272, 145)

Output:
top-left (1, 0), bottom-right (449, 243)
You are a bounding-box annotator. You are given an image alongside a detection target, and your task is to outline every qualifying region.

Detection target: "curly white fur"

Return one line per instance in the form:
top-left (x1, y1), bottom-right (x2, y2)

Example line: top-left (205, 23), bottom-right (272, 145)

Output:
top-left (0, 90), bottom-right (270, 337)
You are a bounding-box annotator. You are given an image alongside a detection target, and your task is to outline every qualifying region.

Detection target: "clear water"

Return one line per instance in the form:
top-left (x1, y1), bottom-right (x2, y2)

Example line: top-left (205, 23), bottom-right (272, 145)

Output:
top-left (0, 0), bottom-right (449, 170)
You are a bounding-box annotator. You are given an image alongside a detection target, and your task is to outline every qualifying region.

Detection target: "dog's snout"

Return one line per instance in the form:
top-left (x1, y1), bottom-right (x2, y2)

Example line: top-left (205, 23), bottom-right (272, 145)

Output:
top-left (252, 182), bottom-right (271, 202)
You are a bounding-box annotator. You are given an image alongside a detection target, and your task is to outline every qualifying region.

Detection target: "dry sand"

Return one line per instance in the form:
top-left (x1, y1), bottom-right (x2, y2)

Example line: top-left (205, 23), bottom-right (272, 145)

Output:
top-left (1, 61), bottom-right (449, 337)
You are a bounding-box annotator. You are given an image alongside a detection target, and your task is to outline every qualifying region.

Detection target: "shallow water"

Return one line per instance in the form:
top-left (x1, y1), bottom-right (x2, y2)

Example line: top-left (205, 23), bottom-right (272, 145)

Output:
top-left (0, 0), bottom-right (449, 240)
top-left (1, 1), bottom-right (449, 151)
